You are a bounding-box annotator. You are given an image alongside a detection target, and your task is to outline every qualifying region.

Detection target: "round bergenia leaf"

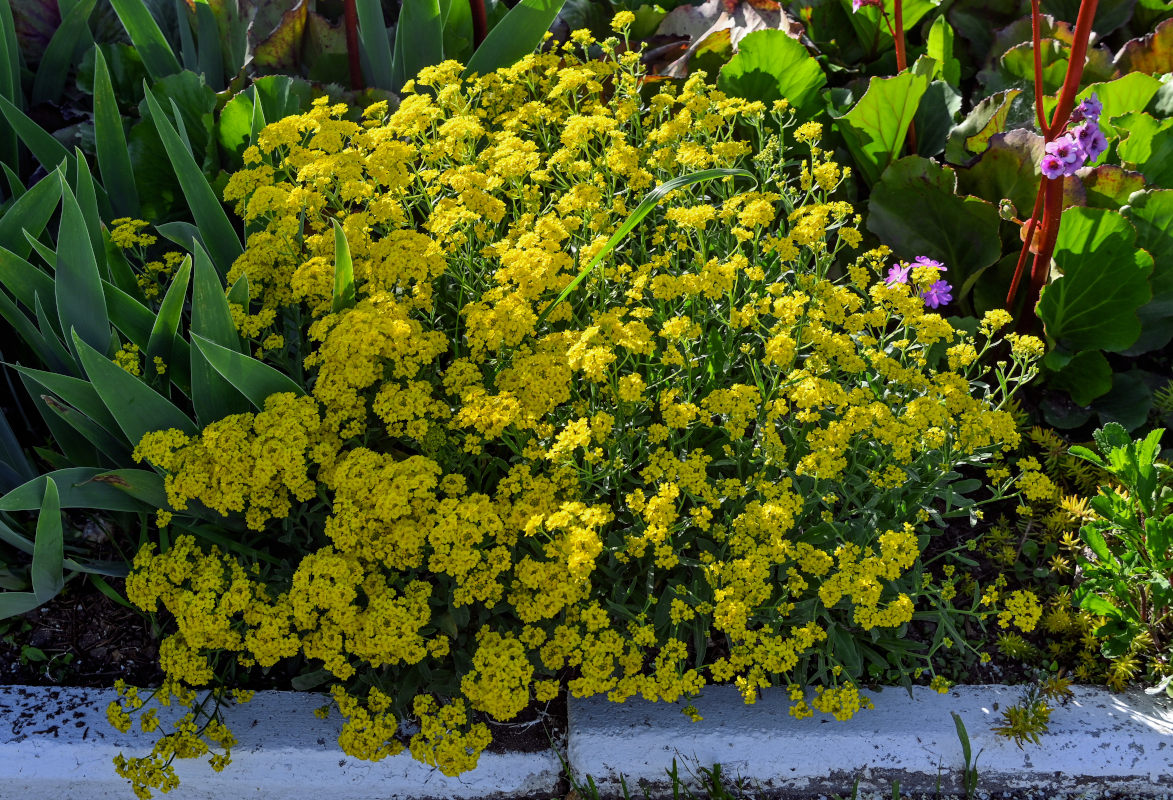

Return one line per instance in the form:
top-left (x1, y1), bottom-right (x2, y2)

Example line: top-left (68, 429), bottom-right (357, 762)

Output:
top-left (1038, 207), bottom-right (1153, 354)
top-left (717, 29), bottom-right (826, 120)
top-left (867, 156), bottom-right (1002, 312)
top-left (1114, 16), bottom-right (1173, 75)
top-left (1122, 190), bottom-right (1173, 354)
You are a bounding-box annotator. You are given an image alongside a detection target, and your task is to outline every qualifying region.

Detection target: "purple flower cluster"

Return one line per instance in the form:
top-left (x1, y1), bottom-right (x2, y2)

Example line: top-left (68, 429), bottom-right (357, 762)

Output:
top-left (885, 255), bottom-right (954, 309)
top-left (851, 0), bottom-right (883, 10)
top-left (1039, 94), bottom-right (1108, 180)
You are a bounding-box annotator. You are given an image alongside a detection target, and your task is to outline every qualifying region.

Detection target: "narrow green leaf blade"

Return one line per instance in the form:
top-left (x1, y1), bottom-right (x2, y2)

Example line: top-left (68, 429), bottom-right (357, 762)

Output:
top-left (0, 171), bottom-right (62, 257)
top-left (355, 0), bottom-right (394, 89)
top-left (108, 0), bottom-right (182, 80)
top-left (145, 254), bottom-right (192, 377)
top-left (31, 477), bottom-right (64, 603)
top-left (93, 47), bottom-right (141, 218)
top-left (331, 219), bottom-right (355, 312)
top-left (0, 93), bottom-right (72, 174)
top-left (191, 332), bottom-right (305, 408)
top-left (191, 242), bottom-right (249, 426)
top-left (73, 329), bottom-right (197, 445)
top-left (142, 83), bottom-right (242, 275)
top-left (391, 0), bottom-right (443, 90)
top-left (56, 175), bottom-right (112, 360)
top-left (30, 0), bottom-right (97, 106)
top-left (0, 468), bottom-right (153, 511)
top-left (463, 0), bottom-right (564, 80)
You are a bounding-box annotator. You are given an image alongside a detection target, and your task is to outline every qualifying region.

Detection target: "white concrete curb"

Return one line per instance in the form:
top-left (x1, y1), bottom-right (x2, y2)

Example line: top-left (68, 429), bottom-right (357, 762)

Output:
top-left (568, 684), bottom-right (1173, 798)
top-left (0, 685), bottom-right (562, 799)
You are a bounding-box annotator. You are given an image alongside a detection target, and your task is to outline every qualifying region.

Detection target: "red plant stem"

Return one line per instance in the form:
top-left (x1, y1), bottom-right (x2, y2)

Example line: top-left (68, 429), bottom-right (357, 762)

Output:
top-left (1006, 0), bottom-right (1099, 320)
top-left (1006, 184), bottom-right (1047, 306)
top-left (343, 0), bottom-right (363, 90)
top-left (1030, 0), bottom-right (1047, 131)
top-left (892, 0), bottom-right (917, 153)
top-left (1047, 0), bottom-right (1100, 137)
top-left (471, 0), bottom-right (488, 50)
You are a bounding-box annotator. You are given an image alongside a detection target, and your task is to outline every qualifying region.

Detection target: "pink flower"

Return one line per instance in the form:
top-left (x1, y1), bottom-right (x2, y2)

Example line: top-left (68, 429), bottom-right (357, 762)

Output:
top-left (886, 262), bottom-right (912, 285)
top-left (1072, 93), bottom-right (1102, 124)
top-left (852, 0), bottom-right (883, 11)
top-left (920, 280), bottom-right (953, 309)
top-left (1074, 121), bottom-right (1108, 162)
top-left (912, 256), bottom-right (946, 271)
top-left (1045, 134), bottom-right (1084, 166)
top-left (1040, 154), bottom-right (1066, 179)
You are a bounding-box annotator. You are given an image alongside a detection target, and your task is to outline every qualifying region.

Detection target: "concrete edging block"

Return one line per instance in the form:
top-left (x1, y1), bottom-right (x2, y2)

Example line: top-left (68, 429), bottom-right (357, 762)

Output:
top-left (0, 685), bottom-right (562, 799)
top-left (567, 684), bottom-right (1173, 798)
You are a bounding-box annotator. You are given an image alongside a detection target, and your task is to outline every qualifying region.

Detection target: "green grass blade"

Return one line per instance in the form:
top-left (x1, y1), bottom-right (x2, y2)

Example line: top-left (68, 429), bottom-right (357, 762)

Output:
top-left (142, 83), bottom-right (242, 276)
top-left (1, 163), bottom-right (23, 199)
top-left (30, 0), bottom-right (97, 106)
top-left (534, 168), bottom-right (755, 330)
top-left (0, 244), bottom-right (55, 312)
top-left (145, 253), bottom-right (191, 382)
top-left (174, 0), bottom-right (197, 70)
top-left (463, 0), bottom-right (565, 80)
top-left (23, 230), bottom-right (56, 269)
top-left (108, 0), bottom-right (182, 81)
top-left (31, 477), bottom-right (64, 603)
top-left (34, 293), bottom-right (77, 371)
top-left (0, 171), bottom-right (62, 257)
top-left (56, 174), bottom-right (112, 361)
top-left (93, 48), bottom-right (140, 218)
top-left (191, 332), bottom-right (305, 409)
top-left (390, 0), bottom-right (443, 91)
top-left (73, 329), bottom-right (197, 445)
top-left (0, 93), bottom-right (73, 175)
top-left (331, 219), bottom-right (355, 312)
top-left (355, 0), bottom-right (394, 90)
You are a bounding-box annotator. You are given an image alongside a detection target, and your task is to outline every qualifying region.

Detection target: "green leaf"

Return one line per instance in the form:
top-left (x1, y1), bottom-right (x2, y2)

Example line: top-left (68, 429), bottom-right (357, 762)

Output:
top-left (142, 82), bottom-right (242, 276)
top-left (355, 0), bottom-right (394, 90)
top-left (0, 468), bottom-right (151, 512)
top-left (943, 89), bottom-right (1021, 165)
top-left (30, 477), bottom-right (63, 603)
top-left (87, 468), bottom-right (168, 509)
top-left (534, 168), bottom-right (756, 330)
top-left (390, 0), bottom-right (443, 90)
top-left (1039, 207), bottom-right (1153, 354)
top-left (717, 29), bottom-right (826, 120)
top-left (0, 591), bottom-right (43, 618)
top-left (912, 80), bottom-right (961, 159)
top-left (1117, 113), bottom-right (1173, 189)
top-left (194, 1), bottom-right (224, 89)
top-left (0, 0), bottom-right (20, 169)
top-left (108, 0), bottom-right (182, 80)
top-left (42, 394), bottom-right (133, 463)
top-left (73, 330), bottom-right (197, 445)
top-left (834, 67), bottom-right (931, 186)
top-left (93, 47), bottom-right (141, 219)
top-left (1077, 591), bottom-right (1123, 619)
top-left (927, 15), bottom-right (961, 87)
top-left (190, 242), bottom-right (249, 426)
top-left (1081, 166), bottom-right (1147, 210)
top-left (1069, 73), bottom-right (1163, 142)
top-left (104, 281), bottom-right (158, 348)
top-left (1095, 370), bottom-right (1153, 432)
top-left (1122, 189), bottom-right (1173, 354)
top-left (0, 170), bottom-right (62, 257)
top-left (56, 175), bottom-right (111, 362)
top-left (1047, 350), bottom-right (1113, 406)
top-left (463, 0), bottom-right (565, 81)
top-left (145, 254), bottom-right (192, 385)
top-left (30, 0), bottom-right (96, 106)
top-left (10, 365), bottom-right (121, 433)
top-left (252, 0), bottom-right (308, 72)
top-left (331, 219), bottom-right (355, 313)
top-left (72, 151), bottom-right (106, 273)
top-left (191, 333), bottom-right (306, 408)
top-left (1113, 15), bottom-right (1173, 76)
top-left (867, 156), bottom-right (1002, 311)
top-left (0, 93), bottom-right (73, 174)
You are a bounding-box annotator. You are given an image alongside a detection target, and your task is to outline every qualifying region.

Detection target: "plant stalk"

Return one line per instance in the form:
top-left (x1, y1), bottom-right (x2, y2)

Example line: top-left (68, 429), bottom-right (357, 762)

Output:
top-left (471, 0), bottom-right (488, 49)
top-left (343, 0), bottom-right (363, 90)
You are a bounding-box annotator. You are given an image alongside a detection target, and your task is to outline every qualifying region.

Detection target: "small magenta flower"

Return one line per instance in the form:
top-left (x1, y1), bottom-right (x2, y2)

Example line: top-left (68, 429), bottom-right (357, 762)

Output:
top-left (852, 0), bottom-right (883, 10)
top-left (912, 255), bottom-right (946, 271)
top-left (921, 280), bottom-right (953, 309)
top-left (1040, 153), bottom-right (1066, 179)
top-left (1045, 134), bottom-right (1083, 167)
top-left (1071, 93), bottom-right (1102, 124)
top-left (1074, 121), bottom-right (1108, 162)
top-left (886, 262), bottom-right (912, 285)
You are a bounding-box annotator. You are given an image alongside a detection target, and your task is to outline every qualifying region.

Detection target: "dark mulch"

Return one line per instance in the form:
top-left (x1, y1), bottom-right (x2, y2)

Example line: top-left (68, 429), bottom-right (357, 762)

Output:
top-left (0, 577), bottom-right (162, 688)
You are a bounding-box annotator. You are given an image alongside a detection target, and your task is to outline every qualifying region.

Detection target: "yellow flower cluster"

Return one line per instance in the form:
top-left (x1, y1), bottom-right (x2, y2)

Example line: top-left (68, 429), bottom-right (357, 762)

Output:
top-left (123, 31), bottom-right (1040, 779)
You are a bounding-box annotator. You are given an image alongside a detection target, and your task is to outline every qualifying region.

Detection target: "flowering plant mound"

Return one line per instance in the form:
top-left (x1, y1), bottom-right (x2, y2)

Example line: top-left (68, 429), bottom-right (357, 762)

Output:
top-left (108, 28), bottom-right (1043, 797)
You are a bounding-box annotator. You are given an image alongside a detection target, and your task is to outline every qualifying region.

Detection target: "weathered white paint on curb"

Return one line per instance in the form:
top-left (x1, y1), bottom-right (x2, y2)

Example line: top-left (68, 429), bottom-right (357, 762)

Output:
top-left (569, 684), bottom-right (1173, 798)
top-left (0, 685), bottom-right (562, 799)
